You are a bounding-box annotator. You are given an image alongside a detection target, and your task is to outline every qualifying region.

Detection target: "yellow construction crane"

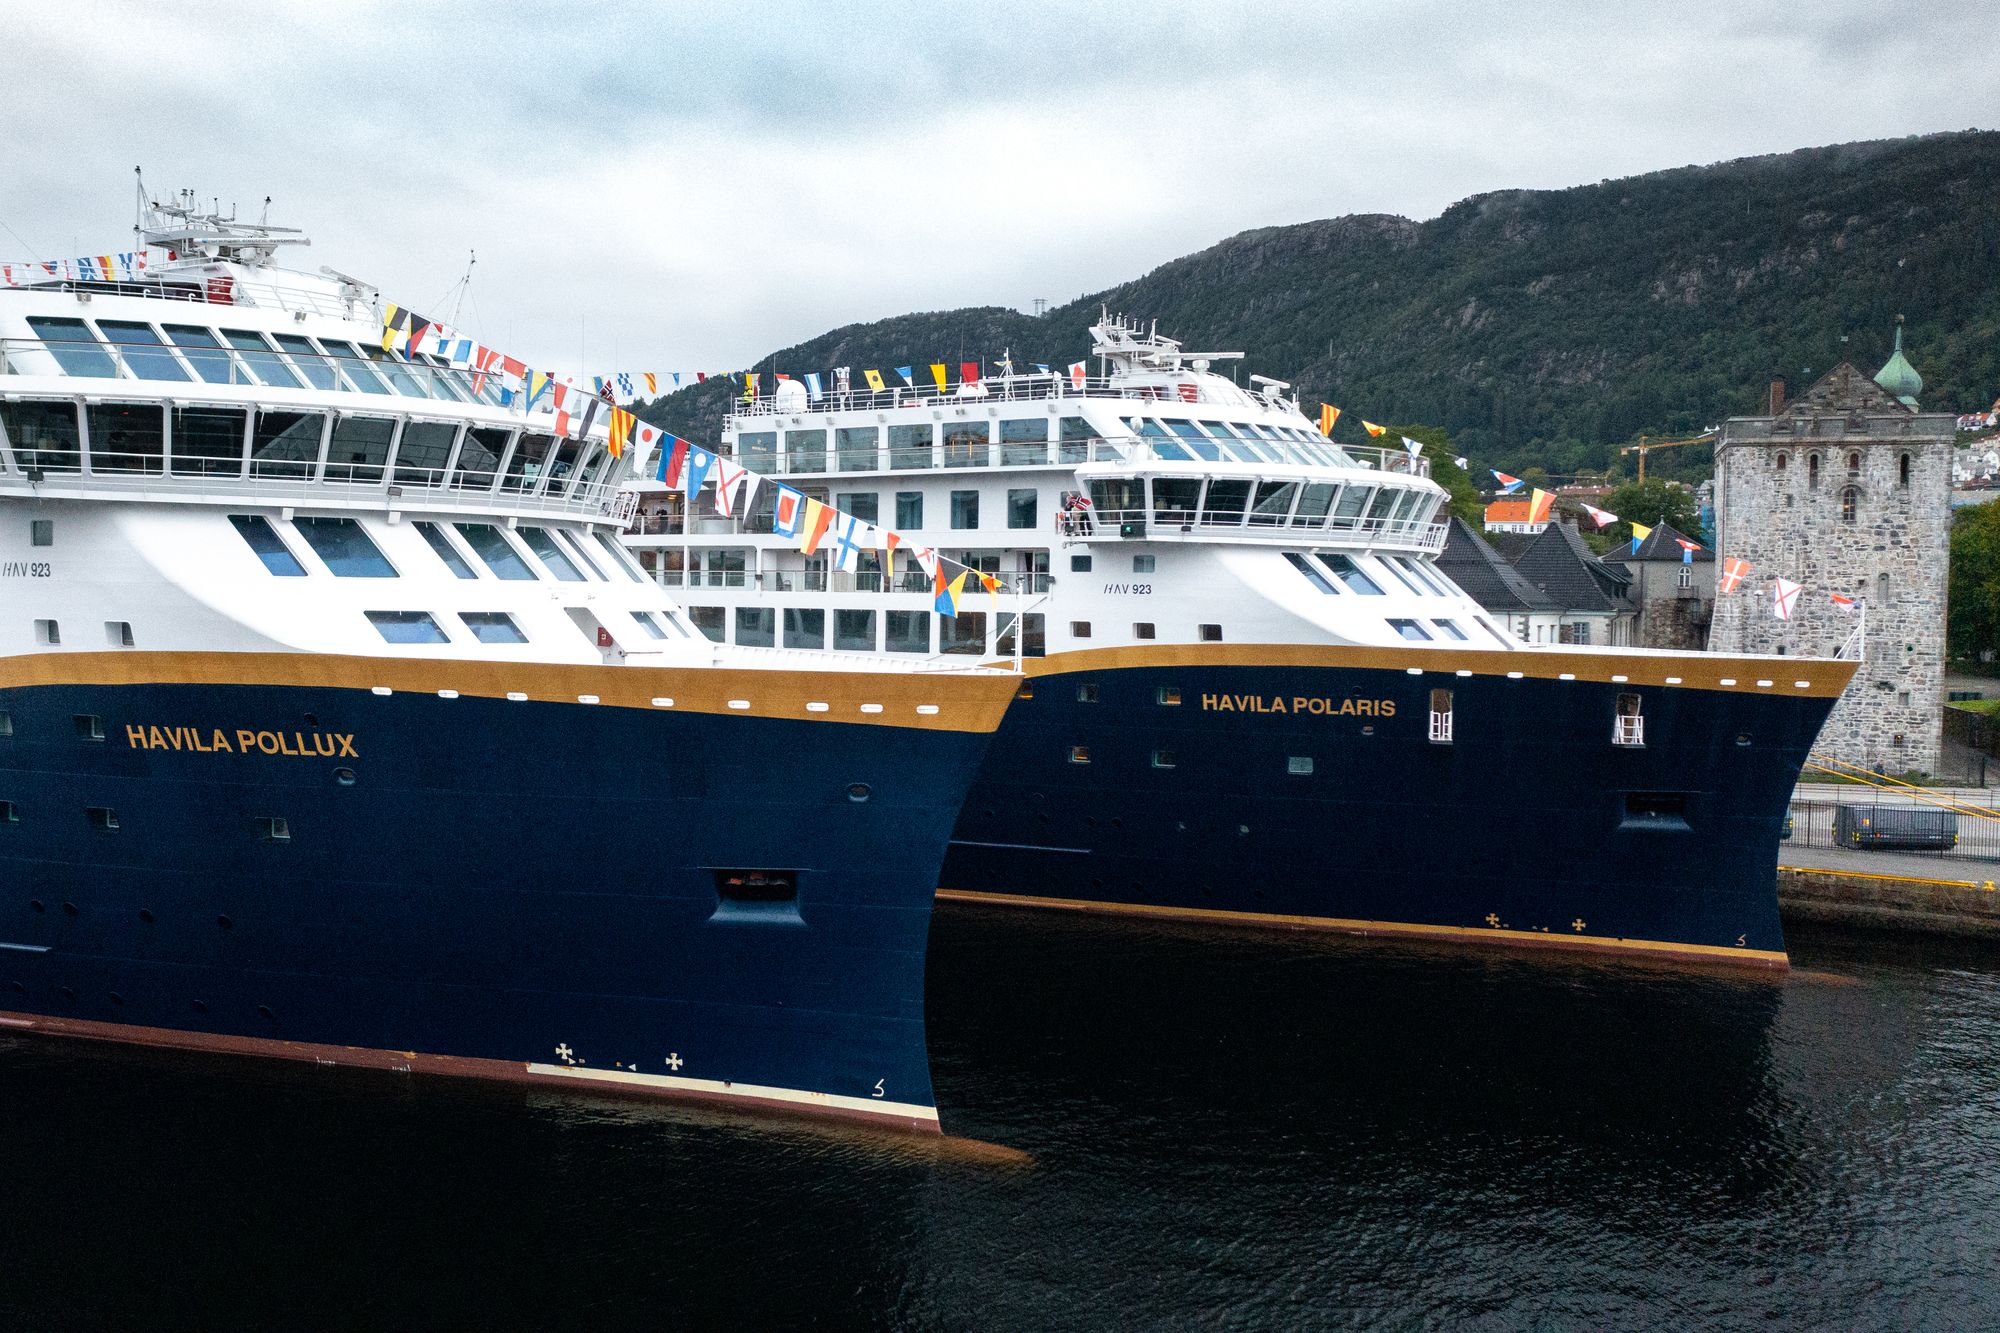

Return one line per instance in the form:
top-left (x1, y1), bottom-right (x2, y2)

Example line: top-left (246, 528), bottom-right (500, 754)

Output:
top-left (1620, 432), bottom-right (1716, 483)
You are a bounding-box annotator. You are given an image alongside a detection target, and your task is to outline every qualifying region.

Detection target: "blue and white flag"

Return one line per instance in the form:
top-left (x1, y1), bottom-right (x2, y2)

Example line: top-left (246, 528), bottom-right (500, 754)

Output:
top-left (804, 372), bottom-right (823, 402)
top-left (616, 372), bottom-right (634, 399)
top-left (830, 512), bottom-right (867, 572)
top-left (895, 366), bottom-right (915, 388)
top-left (683, 446), bottom-right (716, 499)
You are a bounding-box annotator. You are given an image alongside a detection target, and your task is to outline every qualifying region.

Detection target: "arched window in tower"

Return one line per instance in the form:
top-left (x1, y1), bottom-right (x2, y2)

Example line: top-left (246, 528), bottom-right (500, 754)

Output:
top-left (1840, 486), bottom-right (1858, 524)
top-left (1808, 453), bottom-right (1821, 488)
top-left (1847, 451), bottom-right (1861, 476)
top-left (1877, 572), bottom-right (1891, 606)
top-left (1899, 453), bottom-right (1911, 486)
top-left (1775, 452), bottom-right (1789, 473)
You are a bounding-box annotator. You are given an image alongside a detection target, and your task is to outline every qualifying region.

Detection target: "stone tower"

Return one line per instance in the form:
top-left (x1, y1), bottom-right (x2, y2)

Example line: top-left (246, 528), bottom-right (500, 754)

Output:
top-left (1708, 327), bottom-right (1954, 774)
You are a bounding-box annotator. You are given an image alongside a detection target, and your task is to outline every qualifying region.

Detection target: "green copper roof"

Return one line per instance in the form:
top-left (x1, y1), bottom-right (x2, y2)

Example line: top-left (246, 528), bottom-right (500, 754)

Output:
top-left (1874, 322), bottom-right (1923, 407)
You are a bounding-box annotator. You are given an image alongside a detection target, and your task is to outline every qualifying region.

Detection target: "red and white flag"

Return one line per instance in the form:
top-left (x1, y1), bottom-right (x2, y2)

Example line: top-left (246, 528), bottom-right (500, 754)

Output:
top-left (1830, 593), bottom-right (1857, 614)
top-left (1580, 503), bottom-right (1618, 529)
top-left (1718, 556), bottom-right (1752, 594)
top-left (1773, 577), bottom-right (1803, 620)
top-left (710, 458), bottom-right (748, 516)
top-left (1068, 361), bottom-right (1087, 390)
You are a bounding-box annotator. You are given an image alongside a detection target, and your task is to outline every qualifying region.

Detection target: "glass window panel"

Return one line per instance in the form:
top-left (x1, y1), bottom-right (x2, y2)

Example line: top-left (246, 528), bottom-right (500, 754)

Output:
top-left (394, 420), bottom-right (458, 485)
top-left (1332, 485), bottom-right (1372, 525)
top-left (1387, 618), bottom-right (1432, 641)
top-left (1, 400), bottom-right (81, 472)
top-left (1000, 418), bottom-right (1048, 465)
top-left (172, 406), bottom-right (247, 477)
top-left (95, 321), bottom-right (189, 381)
top-left (366, 610), bottom-right (448, 644)
top-left (834, 608), bottom-right (877, 651)
top-left (1294, 482), bottom-right (1337, 525)
top-left (1432, 619), bottom-right (1470, 641)
top-left (942, 610), bottom-right (987, 655)
top-left (270, 333), bottom-right (339, 391)
top-left (553, 529), bottom-right (607, 580)
top-left (895, 491), bottom-right (923, 528)
top-left (1007, 488), bottom-right (1038, 529)
top-left (221, 330), bottom-right (302, 388)
top-left (629, 610), bottom-right (669, 640)
top-left (1367, 488), bottom-right (1400, 521)
top-left (415, 521), bottom-right (476, 579)
top-left (950, 490), bottom-right (979, 529)
top-left (689, 606), bottom-right (725, 642)
top-left (26, 317), bottom-right (116, 377)
top-left (995, 611), bottom-right (1045, 657)
top-left (1151, 477), bottom-right (1202, 525)
top-left (833, 427), bottom-right (875, 472)
top-left (541, 439), bottom-right (582, 495)
top-left (460, 611), bottom-right (527, 643)
top-left (324, 415), bottom-right (395, 484)
top-left (363, 345), bottom-right (426, 395)
top-left (518, 526), bottom-right (585, 581)
top-left (734, 606), bottom-right (774, 647)
top-left (885, 609), bottom-right (931, 653)
top-left (1249, 480), bottom-right (1300, 525)
top-left (783, 607), bottom-right (825, 649)
top-left (85, 402), bottom-right (164, 474)
top-left (836, 491), bottom-right (879, 523)
top-left (1284, 551), bottom-right (1337, 593)
top-left (454, 523), bottom-right (536, 580)
top-left (161, 325), bottom-right (240, 383)
top-left (499, 432), bottom-right (553, 491)
top-left (942, 421), bottom-right (988, 469)
top-left (741, 431), bottom-right (780, 470)
top-left (294, 516), bottom-right (396, 577)
top-left (1316, 552), bottom-right (1383, 594)
top-left (888, 423), bottom-right (934, 469)
top-left (1200, 478), bottom-right (1251, 524)
top-left (1165, 420), bottom-right (1221, 461)
top-left (1058, 416), bottom-right (1093, 463)
top-left (325, 342), bottom-right (393, 394)
top-left (248, 409), bottom-right (324, 479)
top-left (228, 514), bottom-right (305, 576)
top-left (413, 355), bottom-right (468, 402)
top-left (1377, 556), bottom-right (1426, 595)
top-left (452, 426), bottom-right (510, 489)
top-left (593, 532), bottom-right (646, 583)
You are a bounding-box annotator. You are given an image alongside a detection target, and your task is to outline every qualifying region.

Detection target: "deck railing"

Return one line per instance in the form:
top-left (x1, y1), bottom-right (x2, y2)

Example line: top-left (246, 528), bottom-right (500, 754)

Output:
top-left (1064, 507), bottom-right (1449, 552)
top-left (729, 371), bottom-right (1293, 419)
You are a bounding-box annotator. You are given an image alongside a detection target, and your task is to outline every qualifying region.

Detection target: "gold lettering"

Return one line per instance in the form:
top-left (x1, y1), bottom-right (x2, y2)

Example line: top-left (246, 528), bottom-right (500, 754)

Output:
top-left (125, 725), bottom-right (146, 748)
top-left (278, 732), bottom-right (300, 757)
top-left (148, 725), bottom-right (168, 749)
top-left (237, 730), bottom-right (257, 752)
top-left (256, 731), bottom-right (281, 755)
top-left (211, 729), bottom-right (233, 753)
top-left (1292, 697), bottom-right (1310, 714)
top-left (1200, 694), bottom-right (1218, 710)
top-left (335, 734), bottom-right (357, 758)
top-left (312, 733), bottom-right (334, 757)
top-left (1270, 697), bottom-right (1287, 714)
top-left (1381, 700), bottom-right (1396, 718)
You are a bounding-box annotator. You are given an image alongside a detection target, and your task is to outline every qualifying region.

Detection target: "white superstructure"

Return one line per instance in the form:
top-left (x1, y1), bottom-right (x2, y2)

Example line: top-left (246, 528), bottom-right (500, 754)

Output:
top-left (623, 314), bottom-right (1520, 661)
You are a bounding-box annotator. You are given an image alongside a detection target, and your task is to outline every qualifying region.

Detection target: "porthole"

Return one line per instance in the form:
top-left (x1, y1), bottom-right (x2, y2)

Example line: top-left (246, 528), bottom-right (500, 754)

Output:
top-left (29, 900), bottom-right (44, 913)
top-left (61, 901), bottom-right (78, 917)
top-left (138, 908), bottom-right (155, 924)
top-left (1157, 687), bottom-right (1181, 706)
top-left (257, 1005), bottom-right (276, 1022)
top-left (1736, 733), bottom-right (1753, 746)
top-left (1077, 684), bottom-right (1100, 703)
top-left (333, 767), bottom-right (357, 786)
top-left (304, 713), bottom-right (318, 727)
top-left (216, 915), bottom-right (234, 930)
top-left (191, 999), bottom-right (208, 1014)
top-left (846, 783), bottom-right (871, 803)
top-left (109, 991), bottom-right (125, 1006)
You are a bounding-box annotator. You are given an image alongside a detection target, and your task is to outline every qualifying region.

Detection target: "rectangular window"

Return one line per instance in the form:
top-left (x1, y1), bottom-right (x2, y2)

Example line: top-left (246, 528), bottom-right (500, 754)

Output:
top-left (1059, 416), bottom-right (1094, 462)
top-left (1007, 488), bottom-right (1038, 529)
top-left (1429, 688), bottom-right (1454, 744)
top-left (629, 610), bottom-right (670, 641)
top-left (1000, 418), bottom-right (1048, 465)
top-left (1316, 553), bottom-right (1383, 595)
top-left (1070, 554), bottom-right (1093, 572)
top-left (783, 607), bottom-right (825, 649)
top-left (887, 423), bottom-right (934, 469)
top-left (1157, 687), bottom-right (1182, 706)
top-left (30, 520), bottom-right (53, 547)
top-left (942, 420), bottom-right (988, 469)
top-left (1077, 683), bottom-right (1100, 703)
top-left (942, 610), bottom-right (987, 655)
top-left (256, 816), bottom-right (292, 842)
top-left (885, 609), bottom-right (931, 653)
top-left (161, 324), bottom-right (240, 383)
top-left (1388, 618), bottom-right (1432, 641)
top-left (1199, 623), bottom-right (1223, 642)
top-left (228, 514), bottom-right (307, 577)
top-left (1, 400), bottom-right (82, 473)
top-left (1132, 555), bottom-right (1157, 574)
top-left (27, 317), bottom-right (117, 377)
top-left (1614, 693), bottom-right (1645, 746)
top-left (87, 806), bottom-right (120, 832)
top-left (244, 409), bottom-right (321, 480)
top-left (834, 426), bottom-right (876, 472)
top-left (1287, 756), bottom-right (1315, 776)
top-left (460, 611), bottom-right (528, 644)
top-left (75, 713), bottom-right (104, 740)
top-left (323, 415), bottom-right (396, 484)
top-left (1377, 558), bottom-right (1427, 596)
top-left (1152, 749), bottom-right (1176, 769)
top-left (1285, 552), bottom-right (1338, 593)
top-left (87, 401), bottom-right (165, 474)
top-left (951, 490), bottom-right (979, 529)
top-left (392, 419), bottom-right (458, 486)
top-left (734, 606), bottom-right (775, 647)
top-left (365, 610), bottom-right (449, 644)
top-left (742, 431), bottom-right (781, 471)
top-left (34, 619), bottom-right (59, 645)
top-left (221, 330), bottom-right (304, 389)
top-left (270, 333), bottom-right (339, 391)
top-left (97, 320), bottom-right (191, 381)
top-left (516, 527), bottom-right (586, 581)
top-left (594, 532), bottom-right (647, 583)
top-left (895, 492), bottom-right (924, 529)
top-left (0, 711), bottom-right (11, 735)
top-left (836, 492), bottom-right (880, 524)
top-left (1068, 746), bottom-right (1091, 764)
top-left (689, 606), bottom-right (725, 642)
top-left (1134, 622), bottom-right (1156, 639)
top-left (450, 426), bottom-right (510, 490)
top-left (1431, 619), bottom-right (1469, 641)
top-left (835, 608), bottom-right (877, 652)
top-left (105, 621), bottom-right (134, 647)
top-left (295, 516), bottom-right (396, 577)
top-left (415, 521), bottom-right (477, 579)
top-left (454, 523), bottom-right (536, 581)
top-left (995, 612), bottom-right (1044, 658)
top-left (1070, 621), bottom-right (1092, 638)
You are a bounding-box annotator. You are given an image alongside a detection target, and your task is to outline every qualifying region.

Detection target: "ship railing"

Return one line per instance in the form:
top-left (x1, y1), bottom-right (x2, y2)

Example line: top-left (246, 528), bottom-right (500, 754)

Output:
top-left (1070, 507), bottom-right (1449, 551)
top-left (8, 275), bottom-right (362, 320)
top-left (728, 372), bottom-right (1298, 419)
top-left (635, 564), bottom-right (1044, 596)
top-left (722, 433), bottom-right (1422, 479)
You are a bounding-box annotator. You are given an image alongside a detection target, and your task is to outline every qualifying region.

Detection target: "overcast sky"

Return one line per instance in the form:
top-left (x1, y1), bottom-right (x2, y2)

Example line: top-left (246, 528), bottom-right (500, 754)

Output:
top-left (4, 0), bottom-right (1993, 377)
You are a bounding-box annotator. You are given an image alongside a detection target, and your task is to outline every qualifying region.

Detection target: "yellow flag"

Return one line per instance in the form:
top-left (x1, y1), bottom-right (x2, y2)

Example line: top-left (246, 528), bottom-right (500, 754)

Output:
top-left (930, 363), bottom-right (948, 391)
top-left (1318, 404), bottom-right (1340, 437)
top-left (863, 368), bottom-right (886, 392)
top-left (745, 372), bottom-right (759, 401)
top-left (1361, 419), bottom-right (1386, 438)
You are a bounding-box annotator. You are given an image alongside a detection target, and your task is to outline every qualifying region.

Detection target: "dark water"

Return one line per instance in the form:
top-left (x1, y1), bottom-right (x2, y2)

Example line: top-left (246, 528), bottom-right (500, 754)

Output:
top-left (4, 909), bottom-right (1998, 1330)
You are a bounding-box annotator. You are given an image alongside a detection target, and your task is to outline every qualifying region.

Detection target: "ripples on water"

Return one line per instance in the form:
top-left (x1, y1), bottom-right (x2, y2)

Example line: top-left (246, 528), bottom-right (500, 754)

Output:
top-left (3, 910), bottom-right (1997, 1329)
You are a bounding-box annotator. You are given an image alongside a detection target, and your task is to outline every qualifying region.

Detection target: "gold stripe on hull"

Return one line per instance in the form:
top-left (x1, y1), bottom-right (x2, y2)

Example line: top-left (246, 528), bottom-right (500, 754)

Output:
top-left (935, 888), bottom-right (1792, 970)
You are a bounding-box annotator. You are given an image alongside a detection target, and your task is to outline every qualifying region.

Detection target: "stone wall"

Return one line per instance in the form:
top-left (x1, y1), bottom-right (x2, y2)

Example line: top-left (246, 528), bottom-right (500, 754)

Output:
top-left (1708, 365), bottom-right (1953, 774)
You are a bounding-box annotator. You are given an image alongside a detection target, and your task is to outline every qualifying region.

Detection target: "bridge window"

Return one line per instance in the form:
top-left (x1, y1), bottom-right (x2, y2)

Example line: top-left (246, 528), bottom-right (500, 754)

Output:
top-left (885, 609), bottom-right (931, 653)
top-left (453, 524), bottom-right (534, 581)
top-left (460, 611), bottom-right (527, 644)
top-left (1200, 479), bottom-right (1252, 526)
top-left (1151, 477), bottom-right (1201, 526)
top-left (222, 330), bottom-right (303, 389)
top-left (365, 610), bottom-right (448, 644)
top-left (1293, 482), bottom-right (1337, 527)
top-left (96, 320), bottom-right (190, 381)
top-left (26, 317), bottom-right (117, 377)
top-left (498, 432), bottom-right (554, 492)
top-left (394, 420), bottom-right (459, 486)
top-left (451, 426), bottom-right (510, 490)
top-left (171, 406), bottom-right (249, 478)
top-left (415, 521), bottom-right (476, 579)
top-left (1315, 553), bottom-right (1383, 595)
top-left (228, 515), bottom-right (306, 577)
top-left (247, 408), bottom-right (321, 479)
top-left (1284, 551), bottom-right (1337, 593)
top-left (1, 401), bottom-right (80, 473)
top-left (324, 415), bottom-right (395, 484)
top-left (518, 527), bottom-right (586, 582)
top-left (296, 516), bottom-right (396, 577)
top-left (1388, 618), bottom-right (1432, 641)
top-left (1248, 480), bottom-right (1299, 525)
top-left (269, 333), bottom-right (340, 391)
top-left (1331, 485), bottom-right (1372, 528)
top-left (1000, 418), bottom-right (1048, 465)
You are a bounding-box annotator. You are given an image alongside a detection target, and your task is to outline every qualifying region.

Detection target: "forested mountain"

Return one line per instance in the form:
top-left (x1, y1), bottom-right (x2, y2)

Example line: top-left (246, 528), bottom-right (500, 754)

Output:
top-left (642, 131), bottom-right (2000, 484)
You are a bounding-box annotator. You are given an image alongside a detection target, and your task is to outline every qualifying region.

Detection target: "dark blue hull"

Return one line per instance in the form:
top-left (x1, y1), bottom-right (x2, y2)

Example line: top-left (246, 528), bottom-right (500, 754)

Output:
top-left (944, 650), bottom-right (1850, 966)
top-left (0, 664), bottom-right (1003, 1128)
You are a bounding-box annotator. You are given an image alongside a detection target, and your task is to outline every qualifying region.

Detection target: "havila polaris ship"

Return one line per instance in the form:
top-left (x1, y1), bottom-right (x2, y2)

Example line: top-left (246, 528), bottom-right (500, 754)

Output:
top-left (0, 196), bottom-right (1021, 1132)
top-left (623, 316), bottom-right (1855, 969)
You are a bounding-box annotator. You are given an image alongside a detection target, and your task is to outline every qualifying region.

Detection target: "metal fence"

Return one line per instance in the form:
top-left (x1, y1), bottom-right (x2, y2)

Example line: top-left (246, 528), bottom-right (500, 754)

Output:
top-left (1785, 796), bottom-right (2000, 864)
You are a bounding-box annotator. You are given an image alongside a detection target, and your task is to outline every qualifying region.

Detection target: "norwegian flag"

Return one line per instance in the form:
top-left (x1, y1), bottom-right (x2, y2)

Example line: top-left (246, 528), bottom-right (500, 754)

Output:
top-left (1718, 557), bottom-right (1752, 594)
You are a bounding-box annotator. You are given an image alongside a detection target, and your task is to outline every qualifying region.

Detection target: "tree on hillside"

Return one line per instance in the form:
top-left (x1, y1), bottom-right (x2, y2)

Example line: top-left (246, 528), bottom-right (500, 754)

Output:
top-left (1949, 501), bottom-right (2000, 663)
top-left (1599, 479), bottom-right (1701, 545)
